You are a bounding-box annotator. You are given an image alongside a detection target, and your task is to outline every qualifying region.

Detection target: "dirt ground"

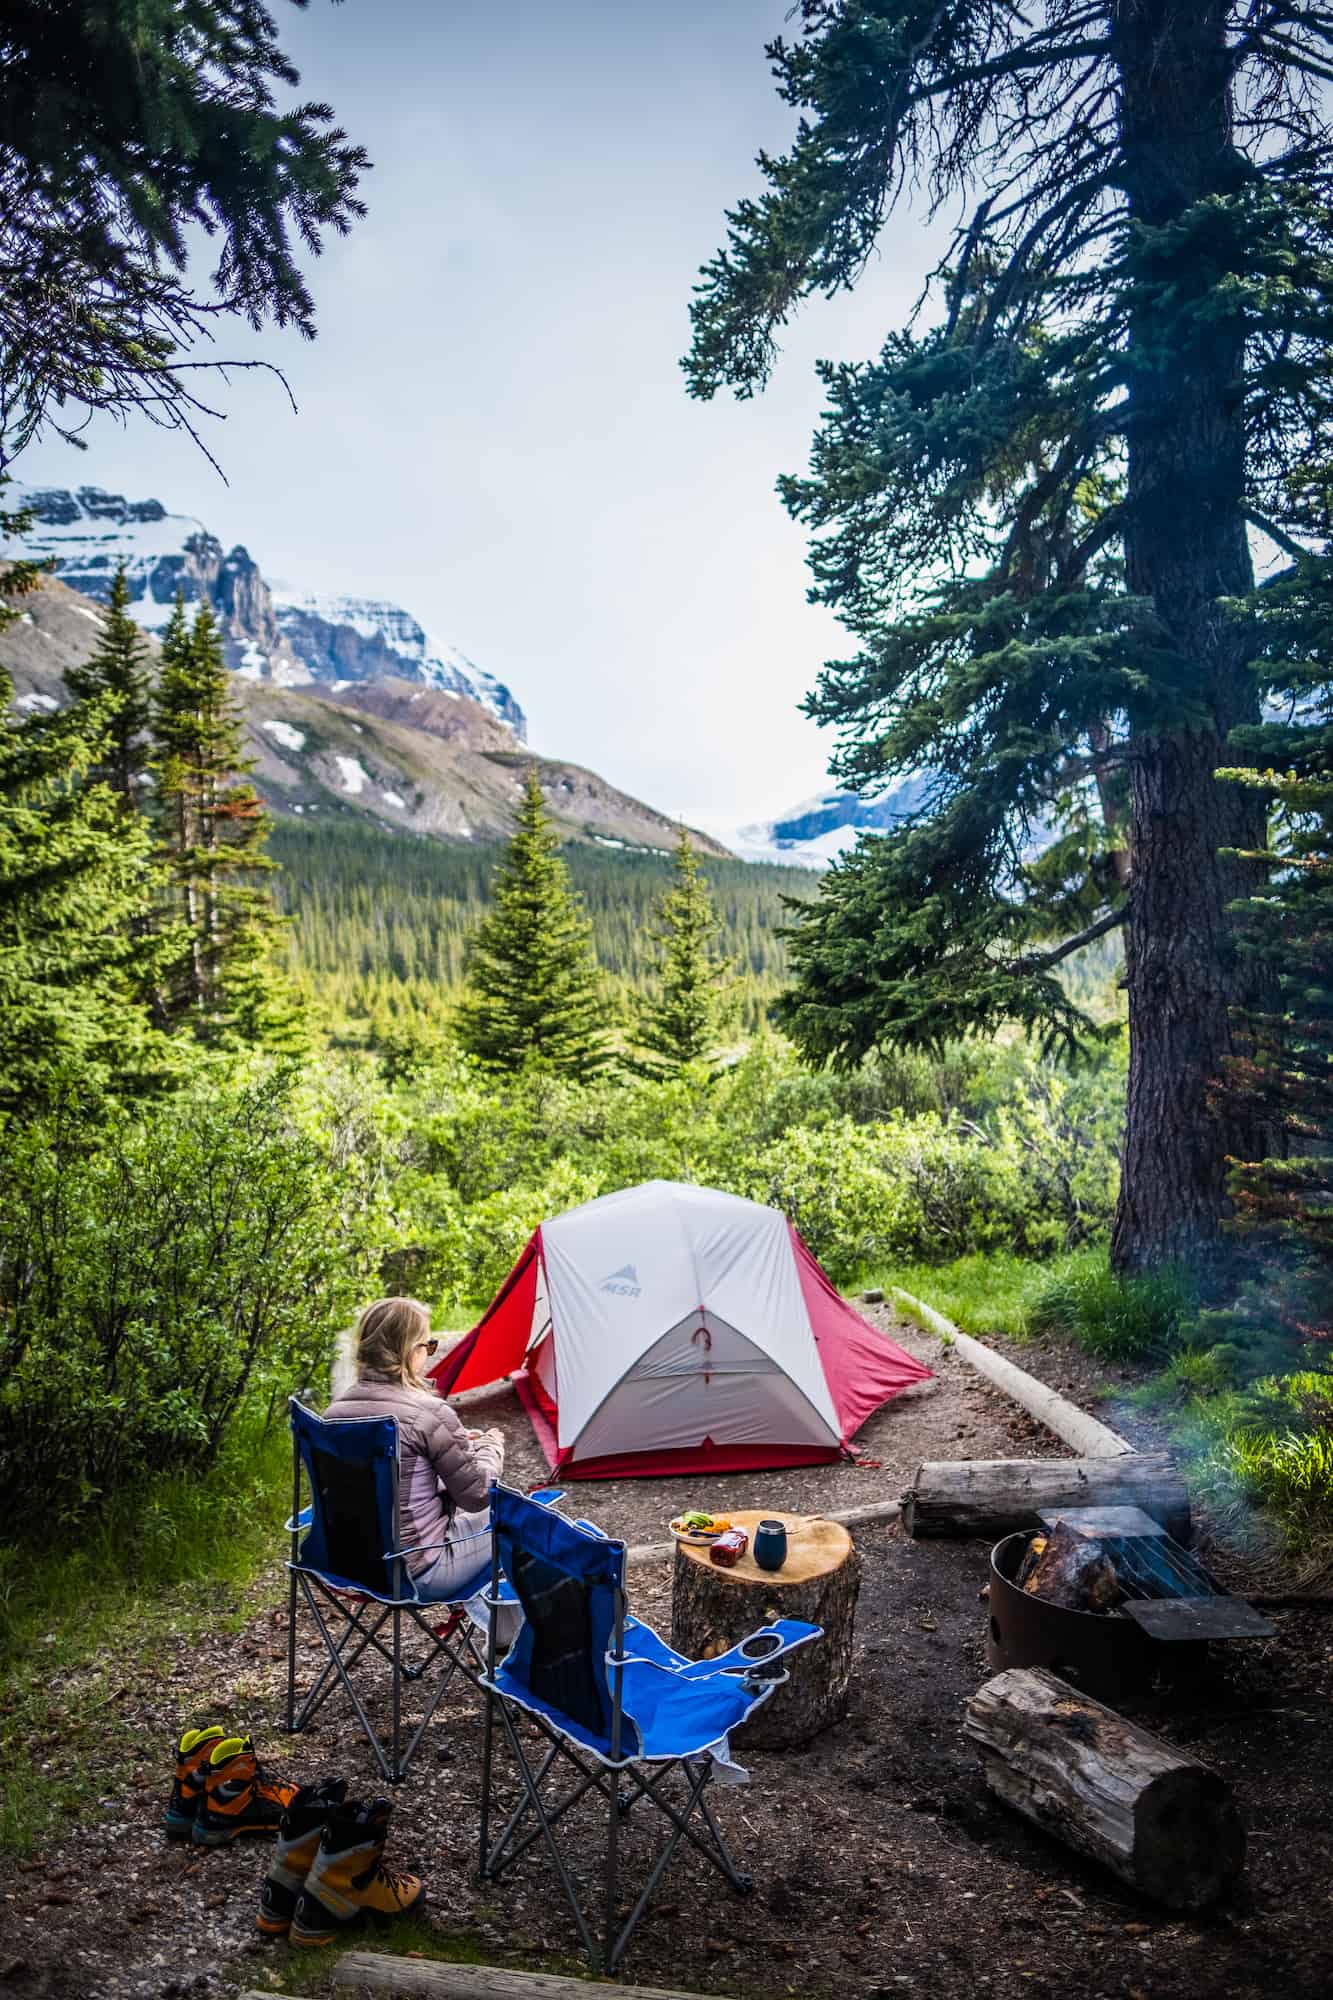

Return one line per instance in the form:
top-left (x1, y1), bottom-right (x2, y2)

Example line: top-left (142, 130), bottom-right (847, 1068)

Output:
top-left (4, 1311), bottom-right (1333, 2000)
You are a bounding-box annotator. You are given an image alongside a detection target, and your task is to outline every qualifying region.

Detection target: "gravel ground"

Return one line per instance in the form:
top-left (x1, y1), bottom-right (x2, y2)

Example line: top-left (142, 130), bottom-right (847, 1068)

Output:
top-left (5, 1312), bottom-right (1332, 2000)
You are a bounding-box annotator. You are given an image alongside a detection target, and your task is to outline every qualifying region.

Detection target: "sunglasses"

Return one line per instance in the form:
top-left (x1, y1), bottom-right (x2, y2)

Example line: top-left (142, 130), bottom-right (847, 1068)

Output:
top-left (415, 1337), bottom-right (439, 1356)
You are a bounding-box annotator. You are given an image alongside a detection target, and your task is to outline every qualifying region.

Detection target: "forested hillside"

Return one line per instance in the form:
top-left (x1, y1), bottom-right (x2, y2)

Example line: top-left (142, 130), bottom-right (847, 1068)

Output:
top-left (270, 819), bottom-right (818, 1033)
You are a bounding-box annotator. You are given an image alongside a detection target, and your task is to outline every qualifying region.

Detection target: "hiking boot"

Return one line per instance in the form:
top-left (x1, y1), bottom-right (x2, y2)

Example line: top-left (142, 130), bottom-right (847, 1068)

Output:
top-left (289, 1797), bottom-right (423, 1946)
top-left (192, 1734), bottom-right (298, 1846)
top-left (256, 1777), bottom-right (348, 1937)
top-left (163, 1725), bottom-right (226, 1840)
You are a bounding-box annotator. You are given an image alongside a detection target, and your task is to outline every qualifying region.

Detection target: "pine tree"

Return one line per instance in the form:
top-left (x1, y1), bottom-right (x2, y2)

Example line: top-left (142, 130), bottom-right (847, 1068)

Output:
top-left (0, 491), bottom-right (166, 1106)
top-left (629, 826), bottom-right (735, 1078)
top-left (152, 596), bottom-right (289, 1041)
top-left (456, 768), bottom-right (609, 1077)
top-left (684, 0), bottom-right (1333, 1272)
top-left (1207, 536), bottom-right (1333, 1356)
top-left (63, 565), bottom-right (152, 810)
top-left (0, 1), bottom-right (368, 467)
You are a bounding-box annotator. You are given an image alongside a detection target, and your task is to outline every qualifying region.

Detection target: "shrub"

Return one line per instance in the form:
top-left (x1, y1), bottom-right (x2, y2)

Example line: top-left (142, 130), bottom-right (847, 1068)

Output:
top-left (0, 1065), bottom-right (386, 1521)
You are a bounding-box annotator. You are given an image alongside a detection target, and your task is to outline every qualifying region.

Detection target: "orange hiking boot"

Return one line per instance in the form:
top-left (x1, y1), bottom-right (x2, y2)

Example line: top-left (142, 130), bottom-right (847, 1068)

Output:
top-left (193, 1734), bottom-right (298, 1846)
top-left (163, 1725), bottom-right (226, 1840)
top-left (289, 1797), bottom-right (423, 1946)
top-left (257, 1777), bottom-right (348, 1937)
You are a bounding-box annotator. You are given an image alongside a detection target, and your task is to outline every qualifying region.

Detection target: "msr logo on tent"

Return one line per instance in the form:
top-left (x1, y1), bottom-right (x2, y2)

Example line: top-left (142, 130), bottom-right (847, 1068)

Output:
top-left (599, 1264), bottom-right (641, 1298)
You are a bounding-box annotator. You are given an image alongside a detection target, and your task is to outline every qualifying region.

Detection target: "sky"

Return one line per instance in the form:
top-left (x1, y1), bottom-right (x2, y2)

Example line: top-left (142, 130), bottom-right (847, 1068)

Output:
top-left (18, 1), bottom-right (950, 827)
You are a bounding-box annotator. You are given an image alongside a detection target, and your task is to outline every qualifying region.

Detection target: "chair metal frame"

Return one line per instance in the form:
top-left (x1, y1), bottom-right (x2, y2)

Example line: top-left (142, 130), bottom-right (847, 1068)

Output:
top-left (283, 1397), bottom-right (488, 1784)
top-left (477, 1487), bottom-right (805, 1973)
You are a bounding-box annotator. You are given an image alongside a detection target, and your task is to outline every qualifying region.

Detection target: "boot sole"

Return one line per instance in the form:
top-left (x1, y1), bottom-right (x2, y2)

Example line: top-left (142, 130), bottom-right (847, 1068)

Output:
top-left (290, 1889), bottom-right (425, 1949)
top-left (256, 1913), bottom-right (293, 1938)
top-left (162, 1811), bottom-right (197, 1841)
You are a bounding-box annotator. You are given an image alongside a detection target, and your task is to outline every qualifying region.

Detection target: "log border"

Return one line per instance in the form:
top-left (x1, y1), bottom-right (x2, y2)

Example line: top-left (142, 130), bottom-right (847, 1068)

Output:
top-left (889, 1285), bottom-right (1134, 1459)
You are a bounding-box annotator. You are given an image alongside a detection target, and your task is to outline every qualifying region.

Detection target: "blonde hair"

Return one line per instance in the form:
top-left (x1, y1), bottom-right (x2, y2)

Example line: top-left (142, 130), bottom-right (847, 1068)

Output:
top-left (355, 1296), bottom-right (433, 1388)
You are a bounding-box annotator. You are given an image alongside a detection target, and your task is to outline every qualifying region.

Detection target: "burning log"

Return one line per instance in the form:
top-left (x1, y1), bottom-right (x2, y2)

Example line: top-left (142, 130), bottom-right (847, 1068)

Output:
top-left (904, 1453), bottom-right (1190, 1542)
top-left (1016, 1519), bottom-right (1123, 1612)
top-left (964, 1667), bottom-right (1245, 1910)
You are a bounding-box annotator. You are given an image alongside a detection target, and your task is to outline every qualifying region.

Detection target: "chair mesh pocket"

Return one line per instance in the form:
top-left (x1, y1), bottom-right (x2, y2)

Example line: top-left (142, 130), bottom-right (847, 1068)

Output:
top-left (510, 1547), bottom-right (605, 1736)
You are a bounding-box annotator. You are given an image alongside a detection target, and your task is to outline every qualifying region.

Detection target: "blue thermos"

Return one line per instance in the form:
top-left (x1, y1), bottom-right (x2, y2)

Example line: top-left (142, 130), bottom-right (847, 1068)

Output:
top-left (753, 1519), bottom-right (788, 1572)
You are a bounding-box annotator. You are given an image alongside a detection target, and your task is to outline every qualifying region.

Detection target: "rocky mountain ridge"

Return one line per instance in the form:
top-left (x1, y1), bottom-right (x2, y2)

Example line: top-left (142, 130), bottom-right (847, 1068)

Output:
top-left (7, 483), bottom-right (526, 733)
top-left (0, 572), bottom-right (728, 856)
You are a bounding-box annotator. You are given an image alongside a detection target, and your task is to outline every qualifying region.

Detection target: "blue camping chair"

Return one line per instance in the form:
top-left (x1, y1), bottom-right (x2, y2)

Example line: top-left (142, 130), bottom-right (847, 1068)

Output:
top-left (478, 1485), bottom-right (822, 1973)
top-left (283, 1398), bottom-right (504, 1784)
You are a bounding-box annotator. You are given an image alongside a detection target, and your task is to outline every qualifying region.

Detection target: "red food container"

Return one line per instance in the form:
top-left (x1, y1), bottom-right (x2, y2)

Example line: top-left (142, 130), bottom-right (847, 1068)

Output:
top-left (709, 1528), bottom-right (749, 1567)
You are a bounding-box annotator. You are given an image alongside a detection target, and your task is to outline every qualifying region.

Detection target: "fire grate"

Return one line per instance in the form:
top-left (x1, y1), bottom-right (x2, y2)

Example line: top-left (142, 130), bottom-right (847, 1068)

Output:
top-left (1037, 1504), bottom-right (1275, 1643)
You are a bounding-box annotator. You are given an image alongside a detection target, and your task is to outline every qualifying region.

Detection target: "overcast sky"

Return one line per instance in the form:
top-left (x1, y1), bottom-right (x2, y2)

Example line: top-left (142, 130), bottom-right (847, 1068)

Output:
top-left (18, 1), bottom-right (948, 826)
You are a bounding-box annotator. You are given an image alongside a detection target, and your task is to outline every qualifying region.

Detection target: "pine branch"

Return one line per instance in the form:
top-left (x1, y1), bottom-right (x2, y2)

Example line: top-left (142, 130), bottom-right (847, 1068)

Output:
top-left (1003, 904), bottom-right (1128, 976)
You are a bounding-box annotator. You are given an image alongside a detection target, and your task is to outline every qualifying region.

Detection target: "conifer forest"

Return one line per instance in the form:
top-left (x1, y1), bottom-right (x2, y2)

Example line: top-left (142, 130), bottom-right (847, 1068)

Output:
top-left (1, 3), bottom-right (1332, 1997)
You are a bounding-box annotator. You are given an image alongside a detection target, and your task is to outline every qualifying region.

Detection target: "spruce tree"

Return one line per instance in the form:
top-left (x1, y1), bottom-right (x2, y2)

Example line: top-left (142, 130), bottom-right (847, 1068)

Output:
top-left (684, 0), bottom-right (1333, 1273)
top-left (629, 826), bottom-right (735, 1079)
top-left (0, 492), bottom-right (165, 1105)
top-left (153, 596), bottom-right (287, 1040)
top-left (63, 564), bottom-right (152, 810)
top-left (456, 768), bottom-right (609, 1078)
top-left (0, 1), bottom-right (367, 466)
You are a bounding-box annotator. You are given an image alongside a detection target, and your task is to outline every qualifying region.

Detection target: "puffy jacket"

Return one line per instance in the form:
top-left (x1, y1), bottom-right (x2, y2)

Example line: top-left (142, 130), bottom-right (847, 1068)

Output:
top-left (322, 1371), bottom-right (503, 1576)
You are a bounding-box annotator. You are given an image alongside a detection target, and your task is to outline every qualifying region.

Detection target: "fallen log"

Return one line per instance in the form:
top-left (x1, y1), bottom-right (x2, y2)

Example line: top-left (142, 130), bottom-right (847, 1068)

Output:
top-left (904, 1452), bottom-right (1190, 1543)
top-left (964, 1666), bottom-right (1245, 1910)
top-left (332, 1957), bottom-right (703, 2000)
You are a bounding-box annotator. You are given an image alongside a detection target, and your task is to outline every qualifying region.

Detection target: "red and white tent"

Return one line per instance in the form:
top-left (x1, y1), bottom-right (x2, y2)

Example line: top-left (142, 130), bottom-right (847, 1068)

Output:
top-left (429, 1179), bottom-right (931, 1480)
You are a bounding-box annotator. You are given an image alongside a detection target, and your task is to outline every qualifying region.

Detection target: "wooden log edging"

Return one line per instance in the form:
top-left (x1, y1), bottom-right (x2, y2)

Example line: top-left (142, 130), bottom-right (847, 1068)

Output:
top-left (889, 1285), bottom-right (1134, 1459)
top-left (964, 1666), bottom-right (1245, 1910)
top-left (331, 1953), bottom-right (706, 2000)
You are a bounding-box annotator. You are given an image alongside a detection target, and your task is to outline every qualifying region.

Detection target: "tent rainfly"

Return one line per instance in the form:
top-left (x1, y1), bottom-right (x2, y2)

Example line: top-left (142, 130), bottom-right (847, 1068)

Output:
top-left (428, 1179), bottom-right (931, 1479)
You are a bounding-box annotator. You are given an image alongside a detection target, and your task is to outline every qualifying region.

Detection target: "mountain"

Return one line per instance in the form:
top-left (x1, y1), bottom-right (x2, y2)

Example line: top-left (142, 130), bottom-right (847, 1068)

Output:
top-left (696, 776), bottom-right (931, 868)
top-left (0, 571), bottom-right (729, 855)
top-left (6, 483), bottom-right (525, 734)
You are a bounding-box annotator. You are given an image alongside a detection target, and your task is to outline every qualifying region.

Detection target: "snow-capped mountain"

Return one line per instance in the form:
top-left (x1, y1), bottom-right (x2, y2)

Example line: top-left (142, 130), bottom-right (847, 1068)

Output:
top-left (696, 775), bottom-right (931, 869)
top-left (6, 484), bottom-right (525, 735)
top-left (271, 589), bottom-right (523, 732)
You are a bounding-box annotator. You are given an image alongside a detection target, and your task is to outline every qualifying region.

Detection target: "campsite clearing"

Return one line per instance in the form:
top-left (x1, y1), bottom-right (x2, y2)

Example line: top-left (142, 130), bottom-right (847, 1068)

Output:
top-left (3, 1310), bottom-right (1332, 2000)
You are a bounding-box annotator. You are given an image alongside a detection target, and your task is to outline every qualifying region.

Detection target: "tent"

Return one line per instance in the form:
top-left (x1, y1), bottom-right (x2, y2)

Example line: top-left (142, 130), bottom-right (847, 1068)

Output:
top-left (428, 1179), bottom-right (931, 1480)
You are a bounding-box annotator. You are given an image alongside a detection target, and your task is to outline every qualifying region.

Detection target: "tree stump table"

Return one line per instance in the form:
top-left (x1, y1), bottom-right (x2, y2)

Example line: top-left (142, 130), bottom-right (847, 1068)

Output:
top-left (670, 1511), bottom-right (861, 1749)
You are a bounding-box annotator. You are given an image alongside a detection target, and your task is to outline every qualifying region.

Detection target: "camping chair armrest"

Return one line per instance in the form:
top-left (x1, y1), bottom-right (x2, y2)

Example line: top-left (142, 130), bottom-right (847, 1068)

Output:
top-left (608, 1649), bottom-right (793, 1695)
top-left (283, 1505), bottom-right (313, 1534)
top-left (673, 1618), bottom-right (823, 1681)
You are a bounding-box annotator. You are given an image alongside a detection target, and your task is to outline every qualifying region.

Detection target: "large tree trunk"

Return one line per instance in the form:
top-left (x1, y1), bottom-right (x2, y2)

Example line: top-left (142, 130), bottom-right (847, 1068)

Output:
top-left (1110, 0), bottom-right (1275, 1271)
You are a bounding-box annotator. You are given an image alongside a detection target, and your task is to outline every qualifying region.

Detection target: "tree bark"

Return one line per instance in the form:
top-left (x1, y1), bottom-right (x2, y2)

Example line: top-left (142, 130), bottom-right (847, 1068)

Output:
top-left (964, 1667), bottom-right (1245, 1909)
top-left (1110, 0), bottom-right (1276, 1271)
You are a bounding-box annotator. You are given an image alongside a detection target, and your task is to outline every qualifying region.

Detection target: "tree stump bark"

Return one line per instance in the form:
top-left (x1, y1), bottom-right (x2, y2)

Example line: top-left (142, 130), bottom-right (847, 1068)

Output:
top-left (964, 1667), bottom-right (1245, 1909)
top-left (670, 1511), bottom-right (860, 1749)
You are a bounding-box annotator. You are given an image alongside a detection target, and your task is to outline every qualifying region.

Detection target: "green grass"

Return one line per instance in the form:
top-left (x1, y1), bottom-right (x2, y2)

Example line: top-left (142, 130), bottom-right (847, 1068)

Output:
top-left (0, 1417), bottom-right (292, 1855)
top-left (872, 1245), bottom-right (1109, 1340)
top-left (880, 1244), bottom-right (1333, 1576)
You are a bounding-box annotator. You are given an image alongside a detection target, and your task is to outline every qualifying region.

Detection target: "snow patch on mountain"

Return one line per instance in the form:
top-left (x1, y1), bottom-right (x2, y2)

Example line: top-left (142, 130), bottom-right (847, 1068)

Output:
top-left (262, 719), bottom-right (306, 753)
top-left (334, 755), bottom-right (370, 796)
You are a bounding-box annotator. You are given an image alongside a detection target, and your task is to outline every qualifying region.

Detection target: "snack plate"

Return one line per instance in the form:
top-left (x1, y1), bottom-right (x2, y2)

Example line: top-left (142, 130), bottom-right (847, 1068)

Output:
top-left (669, 1517), bottom-right (724, 1546)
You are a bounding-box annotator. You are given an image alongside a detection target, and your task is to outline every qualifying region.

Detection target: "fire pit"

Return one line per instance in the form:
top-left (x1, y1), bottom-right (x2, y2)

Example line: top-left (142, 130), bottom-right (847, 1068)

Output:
top-left (987, 1504), bottom-right (1275, 1701)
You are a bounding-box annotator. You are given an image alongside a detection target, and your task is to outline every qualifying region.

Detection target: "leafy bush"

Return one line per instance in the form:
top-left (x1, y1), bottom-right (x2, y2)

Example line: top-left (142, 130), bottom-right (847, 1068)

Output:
top-left (394, 1032), bottom-right (1125, 1308)
top-left (0, 1065), bottom-right (387, 1520)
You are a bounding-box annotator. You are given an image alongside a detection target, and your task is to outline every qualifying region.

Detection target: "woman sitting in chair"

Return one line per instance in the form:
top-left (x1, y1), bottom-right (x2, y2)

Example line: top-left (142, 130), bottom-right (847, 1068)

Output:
top-left (324, 1296), bottom-right (506, 1603)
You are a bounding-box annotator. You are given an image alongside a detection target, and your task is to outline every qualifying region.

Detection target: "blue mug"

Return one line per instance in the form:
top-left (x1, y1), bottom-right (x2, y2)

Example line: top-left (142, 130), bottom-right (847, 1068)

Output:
top-left (753, 1519), bottom-right (788, 1572)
